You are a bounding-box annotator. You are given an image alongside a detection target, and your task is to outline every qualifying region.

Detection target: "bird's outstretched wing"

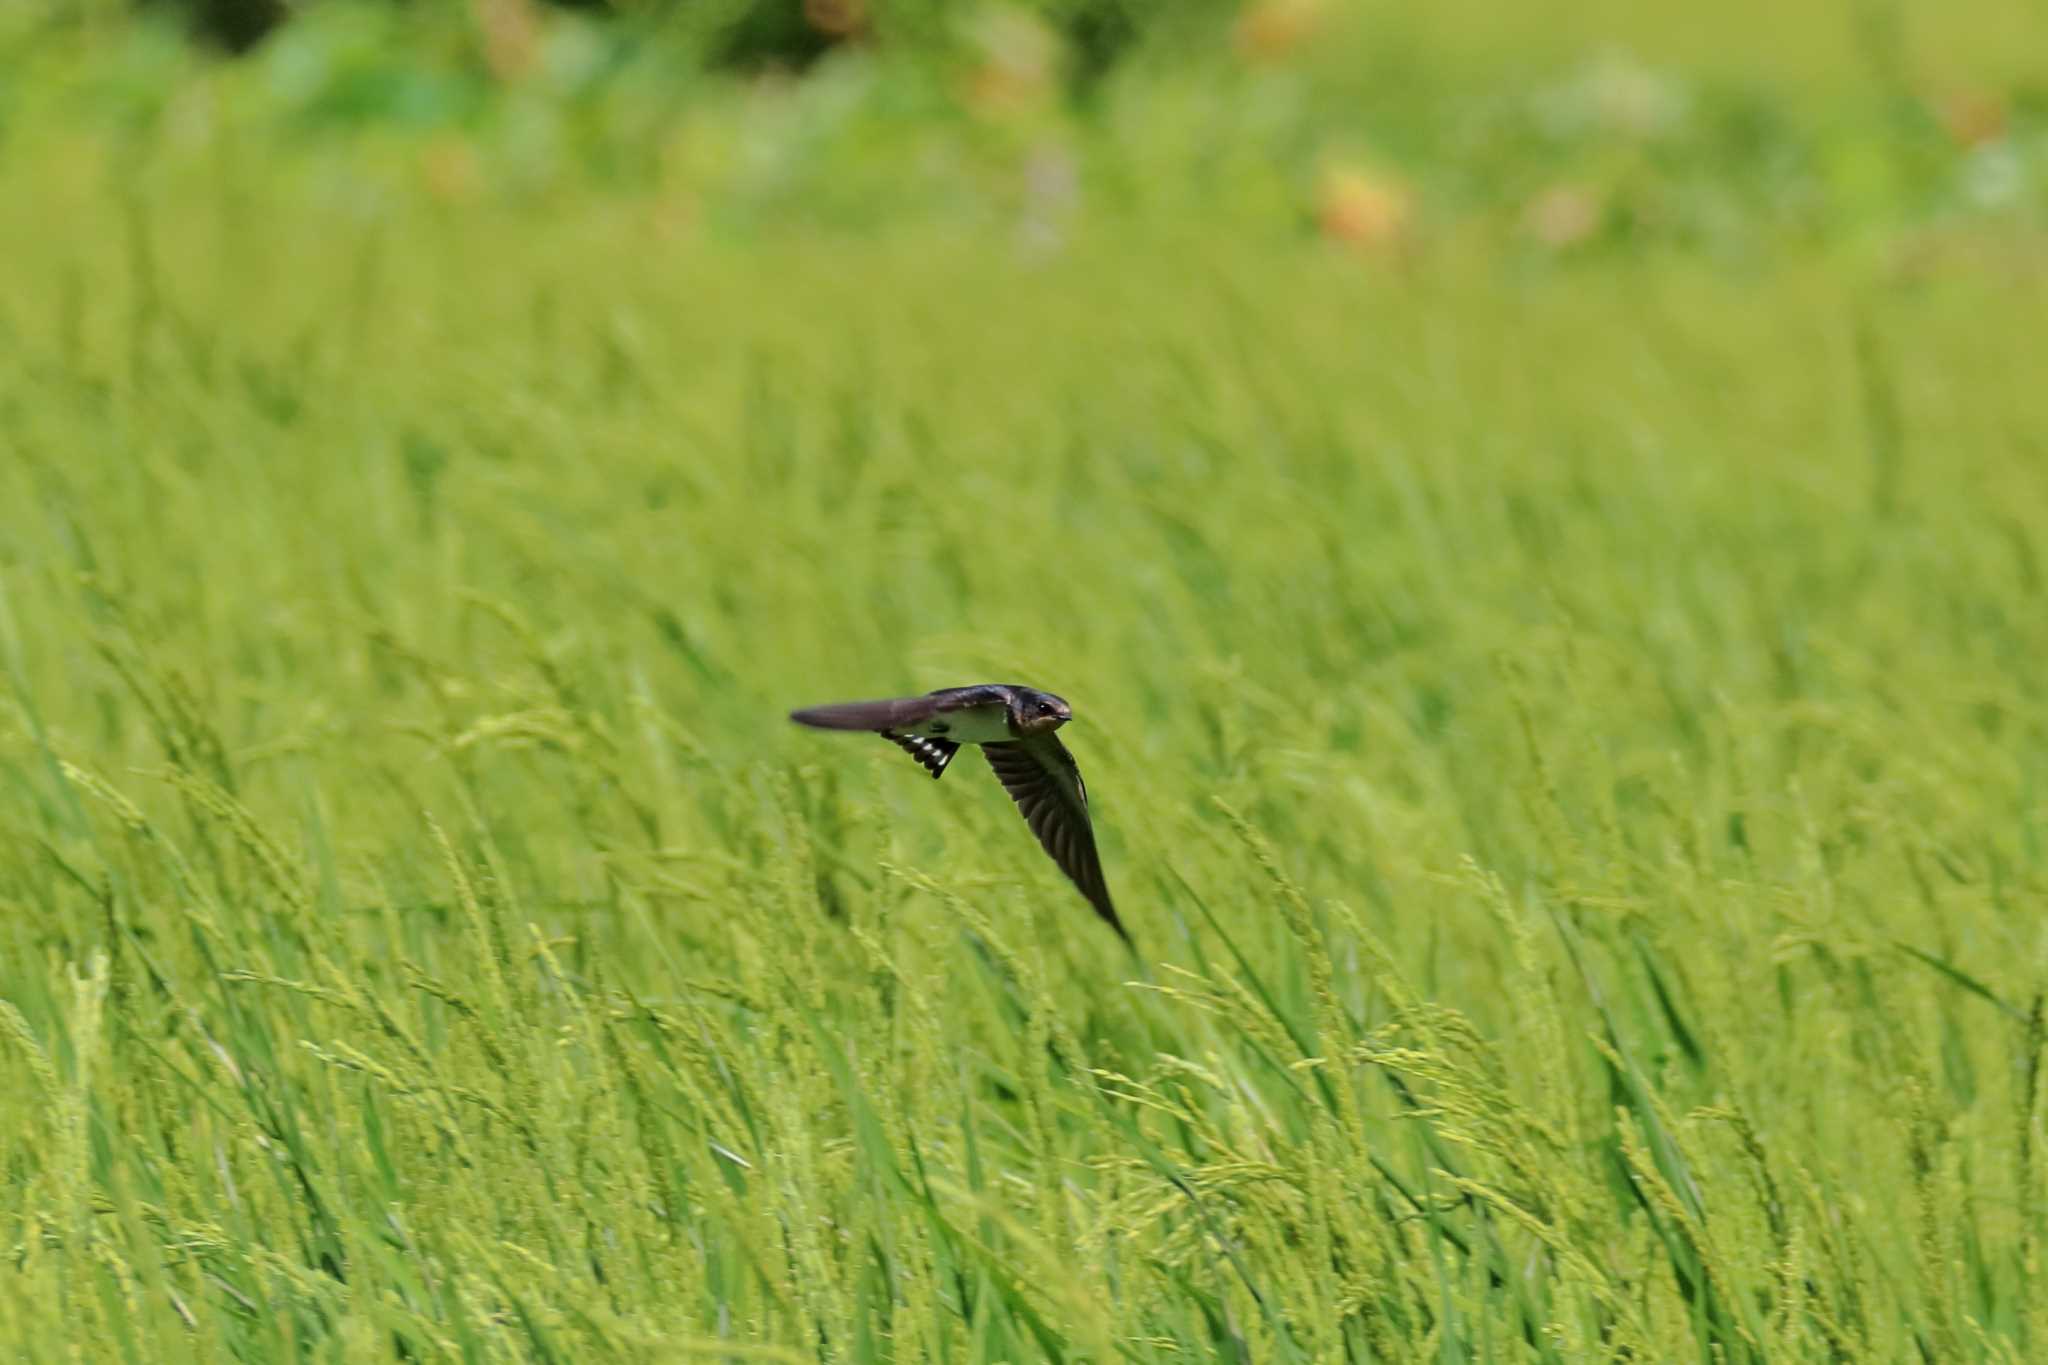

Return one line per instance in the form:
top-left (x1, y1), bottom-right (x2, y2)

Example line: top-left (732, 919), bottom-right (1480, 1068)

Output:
top-left (789, 696), bottom-right (942, 731)
top-left (982, 735), bottom-right (1127, 942)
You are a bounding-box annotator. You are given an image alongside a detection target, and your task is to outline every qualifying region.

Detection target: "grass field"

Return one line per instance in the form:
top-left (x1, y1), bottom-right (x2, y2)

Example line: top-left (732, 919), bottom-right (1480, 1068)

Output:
top-left (4, 5), bottom-right (2048, 1360)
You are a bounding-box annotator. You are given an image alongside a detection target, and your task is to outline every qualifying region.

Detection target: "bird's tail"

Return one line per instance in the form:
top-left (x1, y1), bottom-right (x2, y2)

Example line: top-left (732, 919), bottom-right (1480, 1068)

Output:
top-left (789, 698), bottom-right (924, 731)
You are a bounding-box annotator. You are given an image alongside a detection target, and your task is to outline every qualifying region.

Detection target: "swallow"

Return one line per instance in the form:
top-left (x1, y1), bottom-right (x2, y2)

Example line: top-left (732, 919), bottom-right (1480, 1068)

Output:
top-left (790, 684), bottom-right (1128, 943)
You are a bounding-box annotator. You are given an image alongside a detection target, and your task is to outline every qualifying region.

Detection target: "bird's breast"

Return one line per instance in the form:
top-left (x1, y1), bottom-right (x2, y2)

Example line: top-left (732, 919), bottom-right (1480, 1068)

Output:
top-left (911, 704), bottom-right (1012, 744)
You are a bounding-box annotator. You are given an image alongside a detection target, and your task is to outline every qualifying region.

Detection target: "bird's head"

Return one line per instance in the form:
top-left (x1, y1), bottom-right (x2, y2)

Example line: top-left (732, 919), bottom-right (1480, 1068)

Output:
top-left (1010, 688), bottom-right (1072, 735)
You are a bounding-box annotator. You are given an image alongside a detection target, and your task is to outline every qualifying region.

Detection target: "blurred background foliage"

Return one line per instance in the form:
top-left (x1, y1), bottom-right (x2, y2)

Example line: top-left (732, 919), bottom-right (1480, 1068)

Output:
top-left (5, 0), bottom-right (2044, 269)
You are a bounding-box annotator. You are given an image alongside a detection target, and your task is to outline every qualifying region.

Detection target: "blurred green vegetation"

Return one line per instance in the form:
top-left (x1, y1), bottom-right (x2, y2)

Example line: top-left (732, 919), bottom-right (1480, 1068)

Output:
top-left (3, 2), bottom-right (2048, 1361)
top-left (5, 0), bottom-right (2045, 262)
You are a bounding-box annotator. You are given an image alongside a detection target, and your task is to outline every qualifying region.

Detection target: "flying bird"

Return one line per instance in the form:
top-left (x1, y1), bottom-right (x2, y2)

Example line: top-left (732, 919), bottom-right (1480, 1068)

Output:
top-left (789, 684), bottom-right (1127, 943)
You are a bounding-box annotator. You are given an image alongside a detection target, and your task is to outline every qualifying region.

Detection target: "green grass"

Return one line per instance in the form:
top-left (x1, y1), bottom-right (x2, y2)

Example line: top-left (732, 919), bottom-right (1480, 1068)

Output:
top-left (4, 9), bottom-right (2048, 1361)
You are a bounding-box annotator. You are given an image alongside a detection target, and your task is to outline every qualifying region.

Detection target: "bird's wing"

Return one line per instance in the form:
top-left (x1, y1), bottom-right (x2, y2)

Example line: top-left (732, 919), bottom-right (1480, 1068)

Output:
top-left (982, 735), bottom-right (1128, 942)
top-left (882, 731), bottom-right (960, 779)
top-left (788, 695), bottom-right (942, 731)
